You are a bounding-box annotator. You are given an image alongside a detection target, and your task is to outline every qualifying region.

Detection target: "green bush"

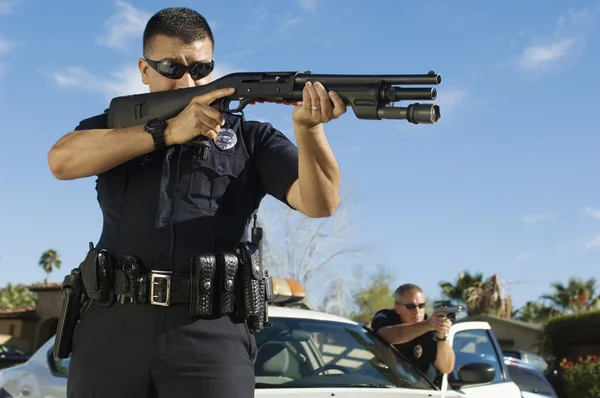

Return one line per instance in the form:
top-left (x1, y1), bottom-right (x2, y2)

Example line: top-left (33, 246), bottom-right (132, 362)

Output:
top-left (544, 310), bottom-right (600, 346)
top-left (559, 355), bottom-right (600, 398)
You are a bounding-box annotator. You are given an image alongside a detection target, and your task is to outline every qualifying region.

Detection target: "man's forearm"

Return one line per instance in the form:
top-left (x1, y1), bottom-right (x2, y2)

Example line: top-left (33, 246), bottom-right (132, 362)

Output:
top-left (48, 126), bottom-right (157, 180)
top-left (434, 341), bottom-right (456, 374)
top-left (292, 123), bottom-right (341, 217)
top-left (377, 321), bottom-right (432, 345)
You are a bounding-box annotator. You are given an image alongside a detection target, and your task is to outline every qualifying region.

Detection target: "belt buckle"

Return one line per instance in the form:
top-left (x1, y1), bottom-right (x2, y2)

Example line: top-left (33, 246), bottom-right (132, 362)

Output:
top-left (150, 271), bottom-right (172, 306)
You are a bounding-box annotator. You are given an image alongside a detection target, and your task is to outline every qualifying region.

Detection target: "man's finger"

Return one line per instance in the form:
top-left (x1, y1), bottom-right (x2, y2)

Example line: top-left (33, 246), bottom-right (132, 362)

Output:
top-left (194, 87), bottom-right (236, 105)
top-left (314, 82), bottom-right (333, 117)
top-left (199, 106), bottom-right (225, 126)
top-left (329, 91), bottom-right (347, 118)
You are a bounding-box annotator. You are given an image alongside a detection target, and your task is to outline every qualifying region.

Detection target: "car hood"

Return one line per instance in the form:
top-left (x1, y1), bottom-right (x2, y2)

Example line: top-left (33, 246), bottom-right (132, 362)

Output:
top-left (256, 387), bottom-right (438, 398)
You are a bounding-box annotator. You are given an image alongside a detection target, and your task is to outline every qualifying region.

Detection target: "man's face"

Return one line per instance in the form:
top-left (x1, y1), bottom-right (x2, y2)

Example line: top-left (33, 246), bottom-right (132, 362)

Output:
top-left (394, 290), bottom-right (427, 324)
top-left (138, 34), bottom-right (214, 92)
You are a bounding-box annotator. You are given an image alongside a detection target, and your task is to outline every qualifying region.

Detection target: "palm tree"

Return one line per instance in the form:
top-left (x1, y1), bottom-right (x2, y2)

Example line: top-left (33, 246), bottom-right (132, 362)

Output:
top-left (438, 271), bottom-right (484, 311)
top-left (38, 249), bottom-right (62, 284)
top-left (513, 301), bottom-right (560, 323)
top-left (438, 272), bottom-right (513, 318)
top-left (465, 274), bottom-right (513, 318)
top-left (540, 277), bottom-right (600, 314)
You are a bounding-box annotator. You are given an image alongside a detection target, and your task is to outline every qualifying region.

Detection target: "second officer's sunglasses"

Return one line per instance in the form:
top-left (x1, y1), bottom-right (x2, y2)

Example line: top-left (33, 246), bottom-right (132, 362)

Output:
top-left (399, 303), bottom-right (426, 310)
top-left (144, 58), bottom-right (215, 80)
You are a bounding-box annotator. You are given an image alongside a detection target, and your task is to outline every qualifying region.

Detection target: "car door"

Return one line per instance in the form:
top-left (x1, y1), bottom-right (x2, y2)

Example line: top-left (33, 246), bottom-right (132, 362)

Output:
top-left (439, 321), bottom-right (522, 398)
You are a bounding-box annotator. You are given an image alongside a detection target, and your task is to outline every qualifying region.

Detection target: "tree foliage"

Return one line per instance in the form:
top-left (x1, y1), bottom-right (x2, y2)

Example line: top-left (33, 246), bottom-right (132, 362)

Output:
top-left (38, 249), bottom-right (62, 284)
top-left (0, 283), bottom-right (37, 311)
top-left (257, 187), bottom-right (370, 314)
top-left (349, 265), bottom-right (394, 326)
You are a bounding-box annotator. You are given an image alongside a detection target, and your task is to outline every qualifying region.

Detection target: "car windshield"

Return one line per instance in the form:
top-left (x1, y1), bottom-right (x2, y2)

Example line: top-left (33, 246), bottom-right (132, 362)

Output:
top-left (253, 317), bottom-right (434, 390)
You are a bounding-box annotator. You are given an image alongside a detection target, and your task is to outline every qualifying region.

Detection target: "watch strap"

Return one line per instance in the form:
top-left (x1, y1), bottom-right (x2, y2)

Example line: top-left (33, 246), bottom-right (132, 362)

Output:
top-left (145, 119), bottom-right (167, 150)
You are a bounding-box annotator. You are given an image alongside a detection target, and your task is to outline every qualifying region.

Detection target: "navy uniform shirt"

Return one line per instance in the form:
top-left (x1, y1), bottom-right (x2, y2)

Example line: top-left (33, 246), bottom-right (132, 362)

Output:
top-left (371, 309), bottom-right (439, 381)
top-left (74, 111), bottom-right (298, 273)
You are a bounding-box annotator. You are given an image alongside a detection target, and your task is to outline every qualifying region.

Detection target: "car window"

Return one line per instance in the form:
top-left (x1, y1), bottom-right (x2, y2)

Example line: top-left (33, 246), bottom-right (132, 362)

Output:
top-left (522, 353), bottom-right (549, 373)
top-left (47, 348), bottom-right (70, 378)
top-left (253, 317), bottom-right (434, 390)
top-left (450, 329), bottom-right (504, 384)
top-left (502, 349), bottom-right (521, 359)
top-left (0, 345), bottom-right (26, 355)
top-left (507, 365), bottom-right (556, 397)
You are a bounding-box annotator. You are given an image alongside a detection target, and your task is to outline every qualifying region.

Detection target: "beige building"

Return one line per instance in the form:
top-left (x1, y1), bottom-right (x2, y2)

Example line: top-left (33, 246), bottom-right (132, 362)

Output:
top-left (0, 283), bottom-right (62, 353)
top-left (459, 314), bottom-right (544, 354)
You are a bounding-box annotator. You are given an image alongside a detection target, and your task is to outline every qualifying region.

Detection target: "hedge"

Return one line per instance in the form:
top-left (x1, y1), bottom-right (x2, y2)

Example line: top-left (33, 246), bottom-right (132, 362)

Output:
top-left (544, 310), bottom-right (600, 347)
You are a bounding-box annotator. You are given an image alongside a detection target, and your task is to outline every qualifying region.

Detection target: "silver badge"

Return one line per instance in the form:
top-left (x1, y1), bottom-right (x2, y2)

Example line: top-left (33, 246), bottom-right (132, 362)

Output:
top-left (413, 344), bottom-right (423, 359)
top-left (213, 128), bottom-right (237, 151)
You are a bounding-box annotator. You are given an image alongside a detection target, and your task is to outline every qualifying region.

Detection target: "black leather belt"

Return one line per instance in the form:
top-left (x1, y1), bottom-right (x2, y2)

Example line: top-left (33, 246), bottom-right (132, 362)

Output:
top-left (113, 269), bottom-right (191, 306)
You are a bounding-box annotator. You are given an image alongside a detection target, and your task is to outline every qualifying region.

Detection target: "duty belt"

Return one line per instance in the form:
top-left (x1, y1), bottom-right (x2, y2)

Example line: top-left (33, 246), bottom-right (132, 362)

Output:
top-left (78, 244), bottom-right (275, 325)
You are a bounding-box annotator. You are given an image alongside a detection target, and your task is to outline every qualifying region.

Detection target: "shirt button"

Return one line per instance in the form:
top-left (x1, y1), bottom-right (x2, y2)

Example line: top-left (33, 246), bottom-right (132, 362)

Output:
top-left (164, 186), bottom-right (169, 192)
top-left (217, 165), bottom-right (224, 172)
top-left (160, 217), bottom-right (168, 223)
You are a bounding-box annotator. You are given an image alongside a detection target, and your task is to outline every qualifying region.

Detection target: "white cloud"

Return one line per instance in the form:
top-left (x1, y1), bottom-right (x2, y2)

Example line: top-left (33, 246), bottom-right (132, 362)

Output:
top-left (584, 207), bottom-right (600, 219)
top-left (96, 1), bottom-right (151, 51)
top-left (0, 0), bottom-right (22, 15)
top-left (516, 7), bottom-right (596, 70)
top-left (0, 35), bottom-right (12, 53)
top-left (50, 65), bottom-right (148, 99)
top-left (50, 62), bottom-right (237, 100)
top-left (437, 88), bottom-right (468, 116)
top-left (0, 34), bottom-right (15, 76)
top-left (516, 250), bottom-right (534, 262)
top-left (521, 213), bottom-right (551, 224)
top-left (297, 0), bottom-right (317, 12)
top-left (518, 38), bottom-right (575, 69)
top-left (281, 16), bottom-right (305, 32)
top-left (584, 234), bottom-right (600, 251)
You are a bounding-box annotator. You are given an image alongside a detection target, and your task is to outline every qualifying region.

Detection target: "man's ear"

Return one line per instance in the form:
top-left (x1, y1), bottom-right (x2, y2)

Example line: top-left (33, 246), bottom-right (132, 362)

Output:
top-left (138, 58), bottom-right (150, 85)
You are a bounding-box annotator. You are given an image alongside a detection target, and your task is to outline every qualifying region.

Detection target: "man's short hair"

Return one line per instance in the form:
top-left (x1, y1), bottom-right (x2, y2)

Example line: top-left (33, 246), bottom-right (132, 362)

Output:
top-left (394, 283), bottom-right (423, 303)
top-left (143, 7), bottom-right (215, 56)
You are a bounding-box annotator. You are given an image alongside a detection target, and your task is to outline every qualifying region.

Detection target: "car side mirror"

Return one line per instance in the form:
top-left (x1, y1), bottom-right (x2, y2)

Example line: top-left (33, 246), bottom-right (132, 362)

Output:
top-left (450, 362), bottom-right (496, 388)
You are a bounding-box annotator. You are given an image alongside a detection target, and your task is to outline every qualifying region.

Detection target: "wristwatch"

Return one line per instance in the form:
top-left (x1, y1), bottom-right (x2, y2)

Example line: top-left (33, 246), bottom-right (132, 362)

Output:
top-left (144, 118), bottom-right (167, 150)
top-left (435, 334), bottom-right (448, 342)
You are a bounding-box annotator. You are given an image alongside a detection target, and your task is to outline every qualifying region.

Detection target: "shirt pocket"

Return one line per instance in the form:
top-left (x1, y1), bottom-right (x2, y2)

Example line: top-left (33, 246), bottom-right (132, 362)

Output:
top-left (187, 151), bottom-right (248, 212)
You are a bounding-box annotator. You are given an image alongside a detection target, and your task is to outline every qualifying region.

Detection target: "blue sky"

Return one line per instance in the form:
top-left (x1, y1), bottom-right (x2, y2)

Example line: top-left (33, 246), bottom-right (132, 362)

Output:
top-left (0, 0), bottom-right (598, 312)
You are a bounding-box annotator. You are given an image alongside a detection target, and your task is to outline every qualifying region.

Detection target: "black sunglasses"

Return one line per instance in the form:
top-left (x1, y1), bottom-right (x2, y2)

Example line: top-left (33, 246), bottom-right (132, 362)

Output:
top-left (399, 303), bottom-right (426, 310)
top-left (144, 58), bottom-right (215, 80)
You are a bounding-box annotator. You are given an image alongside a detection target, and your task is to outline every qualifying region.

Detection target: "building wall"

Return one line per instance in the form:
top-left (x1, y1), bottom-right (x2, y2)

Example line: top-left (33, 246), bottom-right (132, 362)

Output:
top-left (485, 318), bottom-right (544, 354)
top-left (0, 319), bottom-right (23, 339)
top-left (0, 319), bottom-right (38, 352)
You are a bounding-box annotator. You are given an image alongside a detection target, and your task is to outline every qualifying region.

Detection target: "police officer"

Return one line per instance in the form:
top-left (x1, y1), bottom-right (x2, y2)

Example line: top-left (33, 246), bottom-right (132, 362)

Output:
top-left (371, 283), bottom-right (455, 383)
top-left (47, 7), bottom-right (346, 398)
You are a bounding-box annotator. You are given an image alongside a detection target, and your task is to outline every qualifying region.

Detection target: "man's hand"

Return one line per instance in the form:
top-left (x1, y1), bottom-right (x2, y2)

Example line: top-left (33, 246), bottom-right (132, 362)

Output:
top-left (165, 87), bottom-right (236, 145)
top-left (292, 81), bottom-right (346, 130)
top-left (429, 312), bottom-right (453, 338)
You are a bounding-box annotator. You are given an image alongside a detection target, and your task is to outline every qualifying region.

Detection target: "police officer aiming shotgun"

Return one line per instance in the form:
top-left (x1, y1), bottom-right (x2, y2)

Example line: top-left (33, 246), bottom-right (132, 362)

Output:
top-left (47, 3), bottom-right (446, 396)
top-left (47, 7), bottom-right (346, 398)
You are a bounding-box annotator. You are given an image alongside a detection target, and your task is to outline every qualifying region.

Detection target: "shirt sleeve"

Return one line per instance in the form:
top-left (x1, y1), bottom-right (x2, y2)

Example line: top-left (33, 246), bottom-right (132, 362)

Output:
top-left (252, 122), bottom-right (299, 208)
top-left (370, 311), bottom-right (392, 333)
top-left (74, 111), bottom-right (109, 131)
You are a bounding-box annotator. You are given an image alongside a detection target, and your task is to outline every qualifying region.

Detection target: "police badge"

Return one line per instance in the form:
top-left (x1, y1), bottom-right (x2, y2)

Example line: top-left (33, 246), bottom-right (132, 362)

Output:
top-left (214, 128), bottom-right (237, 151)
top-left (413, 344), bottom-right (423, 359)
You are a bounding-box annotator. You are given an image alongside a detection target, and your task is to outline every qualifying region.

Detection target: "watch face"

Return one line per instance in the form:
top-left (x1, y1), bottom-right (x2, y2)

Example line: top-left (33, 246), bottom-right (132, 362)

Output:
top-left (147, 119), bottom-right (164, 129)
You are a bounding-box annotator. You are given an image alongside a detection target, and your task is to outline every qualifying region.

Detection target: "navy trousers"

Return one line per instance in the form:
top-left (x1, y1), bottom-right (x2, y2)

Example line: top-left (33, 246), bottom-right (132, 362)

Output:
top-left (67, 301), bottom-right (257, 398)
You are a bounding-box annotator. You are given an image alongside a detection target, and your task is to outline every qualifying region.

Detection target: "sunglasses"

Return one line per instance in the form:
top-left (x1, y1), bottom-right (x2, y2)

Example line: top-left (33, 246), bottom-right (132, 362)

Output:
top-left (399, 303), bottom-right (426, 310)
top-left (144, 58), bottom-right (215, 80)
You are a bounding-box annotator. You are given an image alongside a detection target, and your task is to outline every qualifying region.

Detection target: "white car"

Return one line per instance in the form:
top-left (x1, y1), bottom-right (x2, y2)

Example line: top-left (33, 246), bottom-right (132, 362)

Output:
top-left (0, 279), bottom-right (521, 398)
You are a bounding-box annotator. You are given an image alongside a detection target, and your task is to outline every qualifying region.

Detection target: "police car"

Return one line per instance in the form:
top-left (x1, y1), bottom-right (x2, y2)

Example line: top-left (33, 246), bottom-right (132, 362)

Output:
top-left (0, 278), bottom-right (521, 398)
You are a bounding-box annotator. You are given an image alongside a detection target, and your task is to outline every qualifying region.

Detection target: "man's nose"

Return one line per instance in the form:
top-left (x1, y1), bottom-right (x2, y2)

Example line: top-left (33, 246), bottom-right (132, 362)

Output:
top-left (175, 72), bottom-right (195, 89)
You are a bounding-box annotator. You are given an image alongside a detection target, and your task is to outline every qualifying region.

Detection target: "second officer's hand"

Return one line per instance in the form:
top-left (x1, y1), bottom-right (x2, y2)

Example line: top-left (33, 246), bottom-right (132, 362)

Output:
top-left (165, 87), bottom-right (236, 145)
